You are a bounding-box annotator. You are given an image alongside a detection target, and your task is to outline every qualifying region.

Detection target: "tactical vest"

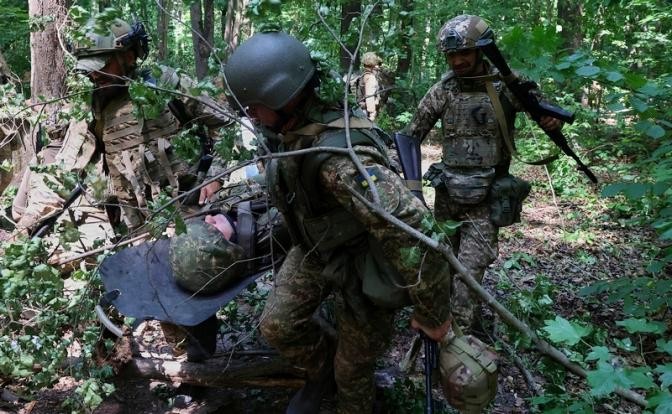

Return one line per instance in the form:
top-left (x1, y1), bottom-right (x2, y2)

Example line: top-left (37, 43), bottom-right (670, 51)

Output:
top-left (440, 72), bottom-right (516, 169)
top-left (94, 67), bottom-right (190, 206)
top-left (266, 116), bottom-right (389, 257)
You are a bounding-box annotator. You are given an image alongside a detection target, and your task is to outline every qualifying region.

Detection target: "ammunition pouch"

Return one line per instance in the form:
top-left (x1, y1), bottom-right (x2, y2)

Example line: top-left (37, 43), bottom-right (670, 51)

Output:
top-left (360, 236), bottom-right (412, 309)
top-left (488, 174), bottom-right (531, 227)
top-left (424, 163), bottom-right (495, 205)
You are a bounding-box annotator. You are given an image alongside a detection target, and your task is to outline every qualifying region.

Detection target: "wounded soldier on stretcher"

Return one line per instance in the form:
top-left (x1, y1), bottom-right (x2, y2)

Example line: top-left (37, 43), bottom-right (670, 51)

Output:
top-left (98, 183), bottom-right (290, 362)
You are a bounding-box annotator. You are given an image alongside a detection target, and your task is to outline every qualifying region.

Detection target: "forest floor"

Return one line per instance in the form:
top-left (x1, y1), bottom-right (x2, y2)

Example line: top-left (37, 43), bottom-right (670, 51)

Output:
top-left (3, 143), bottom-right (655, 414)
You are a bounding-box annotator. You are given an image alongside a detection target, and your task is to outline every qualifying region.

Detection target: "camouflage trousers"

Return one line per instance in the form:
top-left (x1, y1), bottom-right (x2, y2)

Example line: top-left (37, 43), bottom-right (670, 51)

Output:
top-left (434, 187), bottom-right (498, 329)
top-left (260, 245), bottom-right (395, 414)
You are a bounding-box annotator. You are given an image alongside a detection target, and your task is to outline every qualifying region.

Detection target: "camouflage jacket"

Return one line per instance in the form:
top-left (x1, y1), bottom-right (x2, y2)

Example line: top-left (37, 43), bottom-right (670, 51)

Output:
top-left (265, 99), bottom-right (452, 328)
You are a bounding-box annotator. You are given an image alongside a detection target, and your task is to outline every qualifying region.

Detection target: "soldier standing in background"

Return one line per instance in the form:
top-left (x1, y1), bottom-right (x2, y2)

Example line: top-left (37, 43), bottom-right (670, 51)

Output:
top-left (73, 16), bottom-right (233, 231)
top-left (404, 15), bottom-right (563, 332)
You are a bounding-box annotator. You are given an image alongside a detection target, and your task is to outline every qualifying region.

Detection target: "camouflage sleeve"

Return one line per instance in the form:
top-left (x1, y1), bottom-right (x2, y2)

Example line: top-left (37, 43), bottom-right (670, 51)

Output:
top-left (403, 80), bottom-right (448, 141)
top-left (173, 72), bottom-right (234, 129)
top-left (319, 151), bottom-right (452, 328)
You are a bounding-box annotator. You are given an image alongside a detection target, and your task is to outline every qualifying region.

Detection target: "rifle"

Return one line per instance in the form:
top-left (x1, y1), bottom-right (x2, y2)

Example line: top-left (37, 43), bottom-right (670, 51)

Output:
top-left (421, 332), bottom-right (438, 414)
top-left (393, 132), bottom-right (426, 204)
top-left (476, 38), bottom-right (598, 183)
top-left (31, 182), bottom-right (85, 239)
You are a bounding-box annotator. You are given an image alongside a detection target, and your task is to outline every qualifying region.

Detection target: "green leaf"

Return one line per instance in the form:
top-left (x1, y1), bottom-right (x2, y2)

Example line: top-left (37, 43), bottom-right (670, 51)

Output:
top-left (648, 390), bottom-right (672, 414)
top-left (542, 316), bottom-right (591, 346)
top-left (587, 361), bottom-right (633, 396)
top-left (585, 346), bottom-right (612, 363)
top-left (638, 82), bottom-right (662, 97)
top-left (625, 367), bottom-right (656, 390)
top-left (601, 183), bottom-right (627, 197)
top-left (400, 246), bottom-right (422, 268)
top-left (616, 318), bottom-right (667, 334)
top-left (630, 96), bottom-right (649, 113)
top-left (436, 220), bottom-right (461, 236)
top-left (656, 339), bottom-right (672, 355)
top-left (646, 124), bottom-right (666, 139)
top-left (576, 66), bottom-right (601, 77)
top-left (655, 364), bottom-right (672, 388)
top-left (605, 71), bottom-right (624, 82)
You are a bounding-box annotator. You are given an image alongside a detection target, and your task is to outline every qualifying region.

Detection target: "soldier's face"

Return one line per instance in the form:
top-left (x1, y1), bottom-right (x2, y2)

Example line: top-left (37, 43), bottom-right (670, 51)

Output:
top-left (247, 104), bottom-right (282, 131)
top-left (446, 49), bottom-right (480, 76)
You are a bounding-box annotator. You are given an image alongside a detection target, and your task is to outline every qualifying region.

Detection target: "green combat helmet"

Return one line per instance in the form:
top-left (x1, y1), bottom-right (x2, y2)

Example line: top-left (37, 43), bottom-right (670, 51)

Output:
top-left (73, 17), bottom-right (149, 73)
top-left (224, 31), bottom-right (315, 110)
top-left (437, 15), bottom-right (494, 53)
top-left (439, 334), bottom-right (499, 413)
top-left (170, 218), bottom-right (247, 294)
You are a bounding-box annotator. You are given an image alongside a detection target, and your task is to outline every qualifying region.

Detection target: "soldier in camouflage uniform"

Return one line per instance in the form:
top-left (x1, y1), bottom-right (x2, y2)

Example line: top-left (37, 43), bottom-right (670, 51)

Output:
top-left (404, 15), bottom-right (563, 330)
top-left (73, 17), bottom-right (233, 230)
top-left (225, 32), bottom-right (452, 414)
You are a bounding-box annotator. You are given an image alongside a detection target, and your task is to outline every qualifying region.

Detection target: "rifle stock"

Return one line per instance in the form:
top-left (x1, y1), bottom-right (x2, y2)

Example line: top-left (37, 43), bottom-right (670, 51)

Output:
top-left (476, 39), bottom-right (597, 183)
top-left (31, 183), bottom-right (85, 238)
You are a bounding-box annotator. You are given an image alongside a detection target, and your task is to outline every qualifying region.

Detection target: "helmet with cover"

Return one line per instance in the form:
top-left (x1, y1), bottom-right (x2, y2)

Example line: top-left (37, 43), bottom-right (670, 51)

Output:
top-left (437, 15), bottom-right (494, 53)
top-left (224, 31), bottom-right (315, 110)
top-left (361, 52), bottom-right (382, 68)
top-left (439, 334), bottom-right (499, 413)
top-left (170, 218), bottom-right (246, 294)
top-left (74, 17), bottom-right (149, 73)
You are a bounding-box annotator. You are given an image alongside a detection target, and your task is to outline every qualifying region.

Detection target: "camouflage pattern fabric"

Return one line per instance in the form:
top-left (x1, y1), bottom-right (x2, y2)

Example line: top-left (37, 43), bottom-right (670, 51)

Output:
top-left (91, 66), bottom-right (232, 229)
top-left (434, 188), bottom-right (497, 328)
top-left (170, 218), bottom-right (247, 294)
top-left (405, 62), bottom-right (546, 330)
top-left (261, 128), bottom-right (451, 412)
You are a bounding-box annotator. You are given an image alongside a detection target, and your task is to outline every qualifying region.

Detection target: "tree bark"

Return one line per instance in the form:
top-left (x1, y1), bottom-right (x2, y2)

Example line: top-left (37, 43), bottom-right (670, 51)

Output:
top-left (0, 51), bottom-right (9, 84)
top-left (557, 0), bottom-right (583, 50)
top-left (340, 0), bottom-right (361, 72)
top-left (190, 0), bottom-right (215, 80)
top-left (222, 0), bottom-right (249, 57)
top-left (395, 0), bottom-right (413, 76)
top-left (156, 0), bottom-right (171, 61)
top-left (123, 354), bottom-right (306, 389)
top-left (28, 0), bottom-right (67, 108)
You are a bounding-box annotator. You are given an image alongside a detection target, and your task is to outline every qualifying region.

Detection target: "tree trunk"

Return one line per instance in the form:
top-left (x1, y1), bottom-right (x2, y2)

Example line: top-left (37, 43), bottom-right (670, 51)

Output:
top-left (222, 0), bottom-right (249, 57)
top-left (190, 0), bottom-right (215, 80)
top-left (28, 0), bottom-right (67, 108)
top-left (395, 0), bottom-right (413, 77)
top-left (124, 354), bottom-right (306, 389)
top-left (0, 51), bottom-right (9, 84)
top-left (156, 0), bottom-right (171, 61)
top-left (340, 0), bottom-right (361, 72)
top-left (557, 0), bottom-right (583, 50)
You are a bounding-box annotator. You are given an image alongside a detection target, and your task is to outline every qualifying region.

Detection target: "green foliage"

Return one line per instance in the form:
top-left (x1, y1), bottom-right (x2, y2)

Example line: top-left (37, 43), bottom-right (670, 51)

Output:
top-left (0, 236), bottom-right (114, 411)
top-left (542, 316), bottom-right (591, 346)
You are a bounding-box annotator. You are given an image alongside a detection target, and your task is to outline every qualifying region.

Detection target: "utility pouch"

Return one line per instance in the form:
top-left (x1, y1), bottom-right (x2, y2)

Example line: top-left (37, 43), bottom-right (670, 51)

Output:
top-left (489, 174), bottom-right (531, 227)
top-left (425, 164), bottom-right (495, 205)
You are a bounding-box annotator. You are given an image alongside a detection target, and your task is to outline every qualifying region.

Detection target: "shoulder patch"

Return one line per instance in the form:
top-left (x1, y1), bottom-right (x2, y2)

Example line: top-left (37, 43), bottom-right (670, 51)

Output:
top-left (355, 166), bottom-right (381, 189)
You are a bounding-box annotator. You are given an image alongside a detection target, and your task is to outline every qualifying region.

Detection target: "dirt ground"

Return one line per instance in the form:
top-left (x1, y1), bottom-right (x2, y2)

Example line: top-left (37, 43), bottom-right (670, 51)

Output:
top-left (2, 143), bottom-right (656, 414)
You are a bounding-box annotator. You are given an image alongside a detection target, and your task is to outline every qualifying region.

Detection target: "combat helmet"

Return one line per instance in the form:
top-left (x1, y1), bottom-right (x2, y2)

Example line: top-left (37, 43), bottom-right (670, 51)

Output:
top-left (170, 218), bottom-right (246, 294)
top-left (439, 334), bottom-right (499, 413)
top-left (224, 31), bottom-right (315, 110)
top-left (437, 15), bottom-right (494, 53)
top-left (361, 52), bottom-right (382, 68)
top-left (74, 17), bottom-right (149, 73)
